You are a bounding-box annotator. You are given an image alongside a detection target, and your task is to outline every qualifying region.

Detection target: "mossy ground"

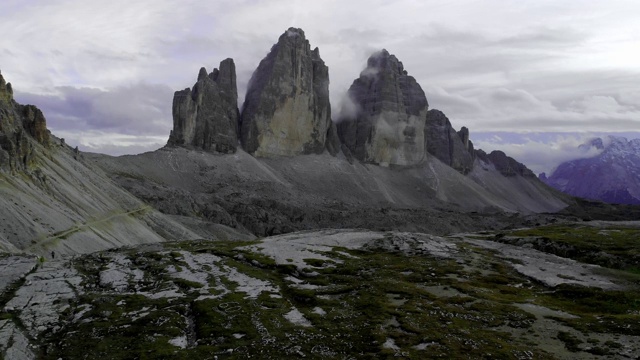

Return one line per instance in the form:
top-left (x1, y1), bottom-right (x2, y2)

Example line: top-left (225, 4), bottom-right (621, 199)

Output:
top-left (31, 230), bottom-right (640, 359)
top-left (502, 224), bottom-right (640, 274)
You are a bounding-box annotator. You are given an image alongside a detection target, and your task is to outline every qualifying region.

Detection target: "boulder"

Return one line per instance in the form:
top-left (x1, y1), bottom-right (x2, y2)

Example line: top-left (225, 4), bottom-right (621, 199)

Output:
top-left (168, 59), bottom-right (239, 153)
top-left (425, 109), bottom-right (473, 174)
top-left (337, 49), bottom-right (428, 166)
top-left (240, 28), bottom-right (334, 157)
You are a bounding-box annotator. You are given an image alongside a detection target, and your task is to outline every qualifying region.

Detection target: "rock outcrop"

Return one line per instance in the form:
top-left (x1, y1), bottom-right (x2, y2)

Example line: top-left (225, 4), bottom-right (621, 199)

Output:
top-left (337, 49), bottom-right (429, 166)
top-left (240, 28), bottom-right (335, 157)
top-left (476, 150), bottom-right (535, 177)
top-left (167, 59), bottom-right (239, 153)
top-left (425, 109), bottom-right (474, 174)
top-left (0, 71), bottom-right (49, 172)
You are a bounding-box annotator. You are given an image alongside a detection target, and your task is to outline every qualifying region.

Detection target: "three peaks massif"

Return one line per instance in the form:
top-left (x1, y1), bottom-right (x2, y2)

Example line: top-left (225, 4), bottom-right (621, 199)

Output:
top-left (1, 27), bottom-right (597, 255)
top-left (166, 28), bottom-right (528, 174)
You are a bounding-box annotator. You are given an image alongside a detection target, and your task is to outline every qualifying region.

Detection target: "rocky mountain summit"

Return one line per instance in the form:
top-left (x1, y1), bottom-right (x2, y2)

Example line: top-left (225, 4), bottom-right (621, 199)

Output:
top-left (0, 72), bottom-right (49, 173)
top-left (164, 28), bottom-right (537, 186)
top-left (477, 150), bottom-right (535, 177)
top-left (542, 136), bottom-right (640, 205)
top-left (337, 49), bottom-right (429, 166)
top-left (167, 59), bottom-right (239, 153)
top-left (240, 28), bottom-right (337, 157)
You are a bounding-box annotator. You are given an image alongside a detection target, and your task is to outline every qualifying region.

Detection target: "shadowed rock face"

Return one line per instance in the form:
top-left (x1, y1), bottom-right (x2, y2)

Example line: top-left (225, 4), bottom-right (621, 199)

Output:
top-left (240, 28), bottom-right (334, 157)
top-left (425, 109), bottom-right (474, 174)
top-left (476, 149), bottom-right (535, 177)
top-left (0, 72), bottom-right (49, 172)
top-left (337, 49), bottom-right (428, 166)
top-left (167, 59), bottom-right (239, 153)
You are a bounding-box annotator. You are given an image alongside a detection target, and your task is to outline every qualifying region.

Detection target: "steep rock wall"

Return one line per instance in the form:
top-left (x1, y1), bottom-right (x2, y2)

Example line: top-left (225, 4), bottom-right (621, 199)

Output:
top-left (240, 28), bottom-right (334, 157)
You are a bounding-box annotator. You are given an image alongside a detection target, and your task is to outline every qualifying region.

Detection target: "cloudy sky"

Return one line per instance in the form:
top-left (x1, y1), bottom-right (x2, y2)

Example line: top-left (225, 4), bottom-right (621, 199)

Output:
top-left (1, 0), bottom-right (639, 174)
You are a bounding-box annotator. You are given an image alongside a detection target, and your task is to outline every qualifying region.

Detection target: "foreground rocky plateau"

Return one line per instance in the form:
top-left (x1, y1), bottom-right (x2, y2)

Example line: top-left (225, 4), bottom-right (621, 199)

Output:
top-left (1, 224), bottom-right (639, 359)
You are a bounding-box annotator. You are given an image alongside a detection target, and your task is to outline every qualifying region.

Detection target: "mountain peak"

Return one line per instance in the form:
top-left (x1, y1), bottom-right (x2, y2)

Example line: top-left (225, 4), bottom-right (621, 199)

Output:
top-left (544, 136), bottom-right (640, 205)
top-left (579, 137), bottom-right (605, 151)
top-left (240, 27), bottom-right (335, 157)
top-left (283, 27), bottom-right (305, 38)
top-left (0, 71), bottom-right (14, 103)
top-left (167, 58), bottom-right (239, 153)
top-left (337, 50), bottom-right (428, 166)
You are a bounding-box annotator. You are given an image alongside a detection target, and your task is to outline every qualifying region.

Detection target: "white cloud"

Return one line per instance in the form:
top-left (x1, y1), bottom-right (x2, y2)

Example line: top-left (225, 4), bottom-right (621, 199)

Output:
top-left (472, 132), bottom-right (627, 175)
top-left (53, 130), bottom-right (167, 156)
top-left (14, 82), bottom-right (174, 136)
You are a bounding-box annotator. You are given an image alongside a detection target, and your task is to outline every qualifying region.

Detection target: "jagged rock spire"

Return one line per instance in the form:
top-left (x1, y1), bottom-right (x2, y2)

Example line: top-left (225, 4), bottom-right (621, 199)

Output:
top-left (0, 71), bottom-right (14, 106)
top-left (425, 109), bottom-right (474, 174)
top-left (168, 58), bottom-right (239, 153)
top-left (240, 28), bottom-right (336, 157)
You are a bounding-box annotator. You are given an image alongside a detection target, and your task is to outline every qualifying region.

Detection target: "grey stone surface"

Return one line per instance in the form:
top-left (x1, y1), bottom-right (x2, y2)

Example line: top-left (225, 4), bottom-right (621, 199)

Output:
top-left (168, 59), bottom-right (239, 153)
top-left (425, 109), bottom-right (474, 174)
top-left (466, 238), bottom-right (623, 290)
top-left (0, 255), bottom-right (37, 293)
top-left (240, 28), bottom-right (333, 157)
top-left (337, 49), bottom-right (428, 166)
top-left (0, 320), bottom-right (35, 360)
top-left (6, 261), bottom-right (82, 338)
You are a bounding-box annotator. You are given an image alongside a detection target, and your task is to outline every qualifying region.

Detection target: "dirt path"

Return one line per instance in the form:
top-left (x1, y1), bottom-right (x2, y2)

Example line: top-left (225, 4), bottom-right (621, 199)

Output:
top-left (26, 205), bottom-right (152, 252)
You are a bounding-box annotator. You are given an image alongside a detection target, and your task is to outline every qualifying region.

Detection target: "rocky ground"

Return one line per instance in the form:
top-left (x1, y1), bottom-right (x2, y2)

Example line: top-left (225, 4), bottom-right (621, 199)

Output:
top-left (1, 223), bottom-right (639, 359)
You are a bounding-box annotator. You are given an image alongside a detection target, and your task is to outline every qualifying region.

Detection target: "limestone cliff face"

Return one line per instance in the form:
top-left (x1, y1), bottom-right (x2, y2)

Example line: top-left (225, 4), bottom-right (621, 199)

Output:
top-left (168, 59), bottom-right (239, 153)
top-left (425, 109), bottom-right (474, 174)
top-left (337, 50), bottom-right (428, 166)
top-left (0, 72), bottom-right (49, 172)
top-left (240, 28), bottom-right (334, 157)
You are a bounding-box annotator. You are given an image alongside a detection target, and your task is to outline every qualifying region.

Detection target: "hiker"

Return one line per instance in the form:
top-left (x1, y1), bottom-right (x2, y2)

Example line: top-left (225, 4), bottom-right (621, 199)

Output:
top-left (51, 250), bottom-right (55, 259)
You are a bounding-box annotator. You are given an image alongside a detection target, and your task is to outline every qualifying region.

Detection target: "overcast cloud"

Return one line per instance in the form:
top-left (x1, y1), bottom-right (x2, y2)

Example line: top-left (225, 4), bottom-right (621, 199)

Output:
top-left (1, 0), bottom-right (639, 173)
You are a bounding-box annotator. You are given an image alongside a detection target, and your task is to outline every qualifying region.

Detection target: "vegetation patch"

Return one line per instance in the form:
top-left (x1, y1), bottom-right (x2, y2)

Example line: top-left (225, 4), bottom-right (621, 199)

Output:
top-left (502, 224), bottom-right (640, 274)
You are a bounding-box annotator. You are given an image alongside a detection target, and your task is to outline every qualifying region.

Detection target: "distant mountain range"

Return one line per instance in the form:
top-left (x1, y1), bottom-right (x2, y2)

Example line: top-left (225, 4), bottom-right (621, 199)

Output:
top-left (540, 136), bottom-right (640, 205)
